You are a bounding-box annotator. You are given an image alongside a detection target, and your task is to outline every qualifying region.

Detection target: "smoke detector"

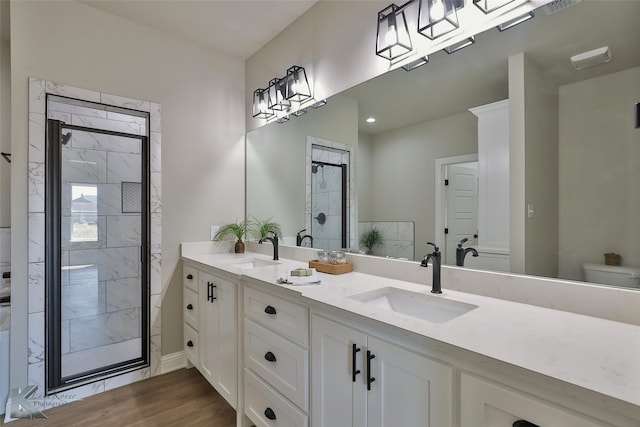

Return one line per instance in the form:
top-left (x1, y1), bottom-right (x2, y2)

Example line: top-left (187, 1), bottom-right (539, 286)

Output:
top-left (570, 46), bottom-right (611, 70)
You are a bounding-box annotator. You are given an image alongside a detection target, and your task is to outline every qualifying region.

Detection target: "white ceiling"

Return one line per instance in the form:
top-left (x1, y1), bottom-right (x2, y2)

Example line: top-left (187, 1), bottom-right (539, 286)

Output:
top-left (81, 0), bottom-right (318, 60)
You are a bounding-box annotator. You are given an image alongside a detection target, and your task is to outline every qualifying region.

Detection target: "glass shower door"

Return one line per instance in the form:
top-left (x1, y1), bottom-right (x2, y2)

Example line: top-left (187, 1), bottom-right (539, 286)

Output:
top-left (47, 115), bottom-right (149, 391)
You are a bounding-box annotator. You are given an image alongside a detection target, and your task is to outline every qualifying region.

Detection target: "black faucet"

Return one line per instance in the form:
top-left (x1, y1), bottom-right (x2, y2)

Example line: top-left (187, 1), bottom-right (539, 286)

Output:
top-left (455, 238), bottom-right (478, 266)
top-left (420, 242), bottom-right (442, 294)
top-left (296, 229), bottom-right (314, 247)
top-left (259, 232), bottom-right (279, 260)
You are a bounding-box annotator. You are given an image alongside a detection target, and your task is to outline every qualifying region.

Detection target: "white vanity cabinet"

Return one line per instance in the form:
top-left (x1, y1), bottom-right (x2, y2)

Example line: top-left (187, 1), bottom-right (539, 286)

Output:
top-left (198, 270), bottom-right (238, 409)
top-left (243, 286), bottom-right (309, 427)
top-left (460, 373), bottom-right (612, 427)
top-left (311, 314), bottom-right (454, 427)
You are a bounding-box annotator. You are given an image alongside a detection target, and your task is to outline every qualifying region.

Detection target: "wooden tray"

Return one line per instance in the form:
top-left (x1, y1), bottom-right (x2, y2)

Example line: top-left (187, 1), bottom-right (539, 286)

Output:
top-left (309, 260), bottom-right (353, 275)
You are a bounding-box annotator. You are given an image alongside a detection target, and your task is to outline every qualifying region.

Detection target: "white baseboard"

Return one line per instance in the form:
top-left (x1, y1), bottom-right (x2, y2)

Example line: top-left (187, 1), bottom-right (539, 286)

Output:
top-left (160, 351), bottom-right (186, 374)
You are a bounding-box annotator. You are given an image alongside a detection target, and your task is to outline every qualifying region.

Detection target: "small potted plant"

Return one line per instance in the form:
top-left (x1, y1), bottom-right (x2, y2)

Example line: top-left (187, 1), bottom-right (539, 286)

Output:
top-left (213, 219), bottom-right (250, 253)
top-left (359, 227), bottom-right (383, 254)
top-left (250, 216), bottom-right (282, 240)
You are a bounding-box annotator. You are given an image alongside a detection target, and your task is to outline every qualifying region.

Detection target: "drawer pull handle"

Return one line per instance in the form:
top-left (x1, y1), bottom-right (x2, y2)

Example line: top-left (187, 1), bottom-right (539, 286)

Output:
top-left (264, 305), bottom-right (277, 315)
top-left (187, 340), bottom-right (194, 347)
top-left (264, 351), bottom-right (277, 362)
top-left (186, 304), bottom-right (193, 310)
top-left (352, 343), bottom-right (361, 382)
top-left (186, 274), bottom-right (193, 280)
top-left (264, 407), bottom-right (276, 420)
top-left (367, 350), bottom-right (376, 390)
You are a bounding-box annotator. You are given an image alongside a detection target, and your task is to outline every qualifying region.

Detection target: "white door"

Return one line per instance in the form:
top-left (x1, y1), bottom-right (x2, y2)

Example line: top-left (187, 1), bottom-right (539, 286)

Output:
top-left (366, 336), bottom-right (453, 427)
top-left (214, 277), bottom-right (237, 408)
top-left (199, 272), bottom-right (218, 387)
top-left (444, 163), bottom-right (478, 265)
top-left (311, 315), bottom-right (367, 427)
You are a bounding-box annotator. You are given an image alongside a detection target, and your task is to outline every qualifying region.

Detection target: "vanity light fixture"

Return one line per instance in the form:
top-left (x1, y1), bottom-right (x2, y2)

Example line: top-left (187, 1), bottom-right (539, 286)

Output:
top-left (402, 55), bottom-right (429, 71)
top-left (473, 0), bottom-right (515, 14)
top-left (285, 66), bottom-right (312, 102)
top-left (311, 99), bottom-right (328, 109)
top-left (376, 4), bottom-right (413, 60)
top-left (276, 114), bottom-right (290, 124)
top-left (443, 36), bottom-right (475, 54)
top-left (496, 10), bottom-right (535, 31)
top-left (268, 77), bottom-right (291, 111)
top-left (252, 88), bottom-right (274, 119)
top-left (418, 0), bottom-right (460, 40)
top-left (292, 108), bottom-right (308, 117)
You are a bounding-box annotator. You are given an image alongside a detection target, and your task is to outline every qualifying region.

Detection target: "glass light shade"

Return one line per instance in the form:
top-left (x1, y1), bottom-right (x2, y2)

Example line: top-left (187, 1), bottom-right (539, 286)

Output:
top-left (376, 4), bottom-right (412, 60)
top-left (418, 0), bottom-right (459, 40)
top-left (252, 88), bottom-right (273, 119)
top-left (473, 0), bottom-right (516, 14)
top-left (285, 66), bottom-right (312, 102)
top-left (268, 77), bottom-right (291, 111)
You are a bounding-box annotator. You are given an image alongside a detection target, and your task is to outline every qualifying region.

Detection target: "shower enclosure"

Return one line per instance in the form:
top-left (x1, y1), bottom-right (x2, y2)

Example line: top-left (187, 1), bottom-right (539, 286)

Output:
top-left (45, 96), bottom-right (150, 392)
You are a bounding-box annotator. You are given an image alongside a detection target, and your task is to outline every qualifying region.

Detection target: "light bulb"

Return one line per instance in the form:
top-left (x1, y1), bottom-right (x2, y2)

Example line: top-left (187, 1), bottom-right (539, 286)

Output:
top-left (385, 24), bottom-right (397, 46)
top-left (430, 0), bottom-right (445, 20)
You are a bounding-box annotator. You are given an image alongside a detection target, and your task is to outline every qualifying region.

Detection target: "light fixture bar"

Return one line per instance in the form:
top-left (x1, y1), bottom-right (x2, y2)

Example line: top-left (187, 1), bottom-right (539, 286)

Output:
top-left (443, 36), bottom-right (475, 54)
top-left (496, 10), bottom-right (534, 31)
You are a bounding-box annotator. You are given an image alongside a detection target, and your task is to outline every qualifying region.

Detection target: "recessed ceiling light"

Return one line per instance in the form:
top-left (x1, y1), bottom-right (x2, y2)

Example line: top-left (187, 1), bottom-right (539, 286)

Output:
top-left (366, 117), bottom-right (376, 123)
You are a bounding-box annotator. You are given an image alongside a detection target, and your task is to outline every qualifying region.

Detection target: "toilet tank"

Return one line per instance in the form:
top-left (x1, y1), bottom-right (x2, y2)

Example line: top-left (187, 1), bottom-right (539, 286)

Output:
top-left (583, 263), bottom-right (640, 288)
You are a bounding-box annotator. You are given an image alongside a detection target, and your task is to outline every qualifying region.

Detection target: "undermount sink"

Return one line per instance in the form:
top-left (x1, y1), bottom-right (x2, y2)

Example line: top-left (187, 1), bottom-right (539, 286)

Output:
top-left (230, 258), bottom-right (280, 269)
top-left (348, 287), bottom-right (477, 324)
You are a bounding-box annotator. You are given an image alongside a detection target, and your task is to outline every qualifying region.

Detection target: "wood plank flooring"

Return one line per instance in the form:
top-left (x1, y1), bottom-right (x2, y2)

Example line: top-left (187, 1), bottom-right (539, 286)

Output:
top-left (1, 368), bottom-right (236, 426)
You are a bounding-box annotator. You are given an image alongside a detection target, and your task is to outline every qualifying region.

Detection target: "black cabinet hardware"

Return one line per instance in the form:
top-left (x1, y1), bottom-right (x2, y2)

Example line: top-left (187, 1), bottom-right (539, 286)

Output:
top-left (352, 343), bottom-right (361, 382)
top-left (207, 282), bottom-right (217, 302)
top-left (186, 340), bottom-right (193, 347)
top-left (186, 274), bottom-right (193, 280)
top-left (264, 305), bottom-right (277, 315)
top-left (513, 421), bottom-right (539, 427)
top-left (367, 350), bottom-right (376, 390)
top-left (264, 351), bottom-right (277, 362)
top-left (186, 304), bottom-right (193, 310)
top-left (264, 407), bottom-right (276, 420)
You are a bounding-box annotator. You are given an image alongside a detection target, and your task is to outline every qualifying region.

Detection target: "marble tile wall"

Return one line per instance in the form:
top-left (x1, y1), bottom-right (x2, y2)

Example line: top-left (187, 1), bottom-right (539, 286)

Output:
top-left (359, 221), bottom-right (415, 260)
top-left (27, 78), bottom-right (162, 405)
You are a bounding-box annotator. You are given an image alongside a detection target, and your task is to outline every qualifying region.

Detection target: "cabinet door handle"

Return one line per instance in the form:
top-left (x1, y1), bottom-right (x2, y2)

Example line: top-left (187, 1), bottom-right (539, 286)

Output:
top-left (367, 350), bottom-right (376, 390)
top-left (352, 343), bottom-right (361, 382)
top-left (264, 407), bottom-right (276, 420)
top-left (207, 282), bottom-right (217, 302)
top-left (264, 351), bottom-right (277, 362)
top-left (186, 304), bottom-right (193, 310)
top-left (186, 274), bottom-right (193, 280)
top-left (264, 305), bottom-right (276, 315)
top-left (186, 340), bottom-right (194, 347)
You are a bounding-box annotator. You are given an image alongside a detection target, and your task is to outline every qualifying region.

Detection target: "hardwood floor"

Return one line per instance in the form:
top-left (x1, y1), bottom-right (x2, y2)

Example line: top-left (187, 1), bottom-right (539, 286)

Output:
top-left (1, 368), bottom-right (236, 426)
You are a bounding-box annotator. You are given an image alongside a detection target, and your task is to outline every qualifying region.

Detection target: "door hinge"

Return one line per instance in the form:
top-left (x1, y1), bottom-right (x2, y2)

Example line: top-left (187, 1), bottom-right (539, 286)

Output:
top-left (444, 228), bottom-right (449, 234)
top-left (444, 179), bottom-right (449, 186)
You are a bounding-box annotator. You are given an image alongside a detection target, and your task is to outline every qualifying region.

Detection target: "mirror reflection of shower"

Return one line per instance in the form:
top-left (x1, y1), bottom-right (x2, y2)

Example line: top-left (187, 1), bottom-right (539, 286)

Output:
top-left (310, 145), bottom-right (349, 250)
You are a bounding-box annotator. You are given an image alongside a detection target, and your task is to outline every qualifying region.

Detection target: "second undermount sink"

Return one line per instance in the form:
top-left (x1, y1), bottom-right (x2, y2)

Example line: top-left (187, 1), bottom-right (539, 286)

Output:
top-left (230, 258), bottom-right (280, 269)
top-left (348, 287), bottom-right (477, 324)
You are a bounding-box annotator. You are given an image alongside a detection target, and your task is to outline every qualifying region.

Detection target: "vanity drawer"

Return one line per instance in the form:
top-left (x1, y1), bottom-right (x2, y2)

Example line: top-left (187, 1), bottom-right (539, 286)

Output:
top-left (245, 319), bottom-right (308, 411)
top-left (245, 369), bottom-right (308, 427)
top-left (184, 323), bottom-right (199, 366)
top-left (244, 286), bottom-right (308, 346)
top-left (183, 264), bottom-right (198, 293)
top-left (183, 288), bottom-right (198, 329)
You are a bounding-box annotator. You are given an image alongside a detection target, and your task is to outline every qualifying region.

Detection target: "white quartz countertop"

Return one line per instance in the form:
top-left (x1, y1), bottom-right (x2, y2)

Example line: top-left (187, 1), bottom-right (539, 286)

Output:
top-left (183, 251), bottom-right (640, 408)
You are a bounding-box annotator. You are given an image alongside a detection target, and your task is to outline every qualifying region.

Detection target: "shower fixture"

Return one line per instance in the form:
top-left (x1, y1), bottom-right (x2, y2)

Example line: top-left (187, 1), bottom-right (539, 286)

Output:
top-left (61, 132), bottom-right (72, 145)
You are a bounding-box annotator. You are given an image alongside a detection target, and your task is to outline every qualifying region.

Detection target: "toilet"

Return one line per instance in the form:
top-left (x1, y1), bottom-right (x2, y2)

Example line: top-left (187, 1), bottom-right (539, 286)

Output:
top-left (583, 263), bottom-right (640, 289)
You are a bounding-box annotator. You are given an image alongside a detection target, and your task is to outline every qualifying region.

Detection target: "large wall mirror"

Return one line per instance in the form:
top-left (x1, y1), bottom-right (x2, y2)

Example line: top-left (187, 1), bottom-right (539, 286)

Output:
top-left (247, 0), bottom-right (640, 288)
